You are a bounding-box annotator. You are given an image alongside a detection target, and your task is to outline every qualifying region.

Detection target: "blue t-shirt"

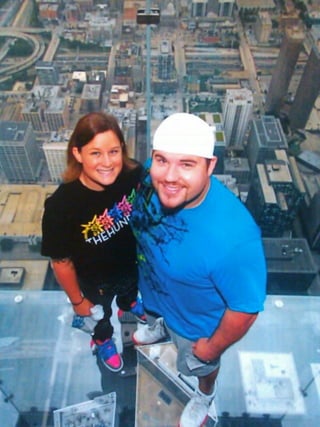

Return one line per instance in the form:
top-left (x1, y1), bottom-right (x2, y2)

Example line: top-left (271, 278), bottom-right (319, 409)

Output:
top-left (131, 171), bottom-right (266, 341)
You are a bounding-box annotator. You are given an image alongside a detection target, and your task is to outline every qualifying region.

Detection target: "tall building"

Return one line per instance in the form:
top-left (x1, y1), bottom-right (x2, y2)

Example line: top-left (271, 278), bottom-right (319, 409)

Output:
top-left (153, 40), bottom-right (178, 94)
top-left (35, 61), bottom-right (59, 85)
top-left (44, 98), bottom-right (70, 131)
top-left (42, 131), bottom-right (71, 183)
top-left (214, 0), bottom-right (234, 17)
top-left (21, 91), bottom-right (46, 131)
top-left (74, 0), bottom-right (94, 15)
top-left (191, 0), bottom-right (208, 17)
top-left (246, 115), bottom-right (288, 173)
top-left (80, 84), bottom-right (102, 112)
top-left (200, 112), bottom-right (226, 173)
top-left (158, 40), bottom-right (175, 80)
top-left (224, 157), bottom-right (250, 184)
top-left (64, 3), bottom-right (80, 23)
top-left (265, 25), bottom-right (305, 115)
top-left (289, 34), bottom-right (320, 130)
top-left (21, 86), bottom-right (70, 132)
top-left (187, 75), bottom-right (200, 93)
top-left (38, 3), bottom-right (59, 21)
top-left (87, 16), bottom-right (114, 44)
top-left (254, 11), bottom-right (272, 44)
top-left (0, 121), bottom-right (42, 183)
top-left (263, 237), bottom-right (318, 294)
top-left (114, 109), bottom-right (138, 159)
top-left (222, 88), bottom-right (253, 148)
top-left (158, 0), bottom-right (177, 26)
top-left (246, 150), bottom-right (306, 237)
top-left (300, 190), bottom-right (320, 251)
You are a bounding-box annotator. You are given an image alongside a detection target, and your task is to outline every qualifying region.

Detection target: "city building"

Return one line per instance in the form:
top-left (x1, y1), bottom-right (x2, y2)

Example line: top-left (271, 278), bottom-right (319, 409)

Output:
top-left (157, 40), bottom-right (174, 80)
top-left (0, 98), bottom-right (23, 122)
top-left (42, 130), bottom-right (71, 183)
top-left (86, 15), bottom-right (115, 45)
top-left (254, 11), bottom-right (272, 44)
top-left (80, 83), bottom-right (102, 112)
top-left (152, 39), bottom-right (178, 94)
top-left (185, 45), bottom-right (242, 92)
top-left (289, 29), bottom-right (320, 130)
top-left (64, 3), bottom-right (81, 23)
top-left (44, 98), bottom-right (70, 131)
top-left (74, 0), bottom-right (94, 16)
top-left (158, 0), bottom-right (177, 26)
top-left (235, 0), bottom-right (276, 13)
top-left (208, 0), bottom-right (234, 17)
top-left (21, 86), bottom-right (70, 132)
top-left (21, 92), bottom-right (45, 133)
top-left (186, 74), bottom-right (201, 93)
top-left (38, 3), bottom-right (59, 21)
top-left (35, 61), bottom-right (59, 85)
top-left (224, 156), bottom-right (250, 184)
top-left (111, 108), bottom-right (138, 159)
top-left (191, 0), bottom-right (208, 17)
top-left (200, 111), bottom-right (226, 173)
top-left (109, 85), bottom-right (132, 108)
top-left (114, 43), bottom-right (140, 88)
top-left (222, 88), bottom-right (253, 148)
top-left (246, 115), bottom-right (288, 173)
top-left (87, 70), bottom-right (107, 92)
top-left (123, 0), bottom-right (145, 30)
top-left (263, 237), bottom-right (318, 293)
top-left (0, 182), bottom-right (57, 238)
top-left (279, 5), bottom-right (300, 31)
top-left (246, 149), bottom-right (306, 237)
top-left (300, 190), bottom-right (320, 251)
top-left (0, 121), bottom-right (42, 183)
top-left (265, 25), bottom-right (305, 115)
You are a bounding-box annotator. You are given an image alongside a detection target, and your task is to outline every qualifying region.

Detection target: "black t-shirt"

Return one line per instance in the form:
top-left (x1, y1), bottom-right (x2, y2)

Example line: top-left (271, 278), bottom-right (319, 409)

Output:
top-left (41, 164), bottom-right (142, 286)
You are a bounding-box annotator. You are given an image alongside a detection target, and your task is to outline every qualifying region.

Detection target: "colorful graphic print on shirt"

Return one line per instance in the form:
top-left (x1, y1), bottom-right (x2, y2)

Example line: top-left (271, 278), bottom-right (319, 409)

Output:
top-left (81, 189), bottom-right (136, 245)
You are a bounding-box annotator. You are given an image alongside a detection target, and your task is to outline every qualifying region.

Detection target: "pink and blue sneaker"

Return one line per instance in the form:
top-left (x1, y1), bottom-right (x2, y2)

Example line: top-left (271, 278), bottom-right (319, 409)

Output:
top-left (91, 338), bottom-right (124, 372)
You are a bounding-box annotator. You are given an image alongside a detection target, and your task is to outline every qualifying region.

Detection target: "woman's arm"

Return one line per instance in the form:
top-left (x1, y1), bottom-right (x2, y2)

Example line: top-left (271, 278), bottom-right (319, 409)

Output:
top-left (51, 258), bottom-right (93, 316)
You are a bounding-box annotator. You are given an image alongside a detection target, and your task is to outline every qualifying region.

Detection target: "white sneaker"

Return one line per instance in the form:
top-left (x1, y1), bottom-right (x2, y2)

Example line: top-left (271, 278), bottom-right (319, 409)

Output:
top-left (132, 317), bottom-right (167, 345)
top-left (179, 387), bottom-right (217, 427)
top-left (208, 398), bottom-right (218, 425)
top-left (179, 395), bottom-right (210, 427)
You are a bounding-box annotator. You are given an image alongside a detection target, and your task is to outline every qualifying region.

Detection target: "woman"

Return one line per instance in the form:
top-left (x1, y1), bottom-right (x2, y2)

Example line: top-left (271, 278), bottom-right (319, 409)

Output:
top-left (41, 112), bottom-right (146, 372)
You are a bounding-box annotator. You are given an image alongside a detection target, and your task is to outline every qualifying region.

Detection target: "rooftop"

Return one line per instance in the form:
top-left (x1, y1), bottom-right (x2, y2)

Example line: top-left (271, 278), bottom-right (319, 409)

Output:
top-left (0, 184), bottom-right (57, 237)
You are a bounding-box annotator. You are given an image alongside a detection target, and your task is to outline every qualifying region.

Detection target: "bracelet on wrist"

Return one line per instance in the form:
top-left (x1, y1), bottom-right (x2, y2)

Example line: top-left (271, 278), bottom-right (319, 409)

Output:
top-left (71, 296), bottom-right (84, 306)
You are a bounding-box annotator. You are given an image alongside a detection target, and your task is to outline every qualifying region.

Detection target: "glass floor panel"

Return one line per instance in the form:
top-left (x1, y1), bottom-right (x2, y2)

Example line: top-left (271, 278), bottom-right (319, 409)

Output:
top-left (1, 291), bottom-right (320, 427)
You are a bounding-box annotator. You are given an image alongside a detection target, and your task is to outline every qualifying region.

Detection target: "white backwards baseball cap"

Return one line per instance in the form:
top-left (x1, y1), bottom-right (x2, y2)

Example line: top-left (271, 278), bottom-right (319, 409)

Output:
top-left (152, 113), bottom-right (215, 159)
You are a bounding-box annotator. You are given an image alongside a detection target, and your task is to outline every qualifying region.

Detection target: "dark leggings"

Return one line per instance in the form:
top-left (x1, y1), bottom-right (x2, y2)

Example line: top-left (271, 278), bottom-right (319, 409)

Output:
top-left (81, 281), bottom-right (138, 342)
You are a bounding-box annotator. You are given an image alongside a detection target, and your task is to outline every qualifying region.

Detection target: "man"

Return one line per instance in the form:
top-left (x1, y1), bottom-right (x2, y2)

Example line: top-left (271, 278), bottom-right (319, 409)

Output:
top-left (130, 113), bottom-right (266, 427)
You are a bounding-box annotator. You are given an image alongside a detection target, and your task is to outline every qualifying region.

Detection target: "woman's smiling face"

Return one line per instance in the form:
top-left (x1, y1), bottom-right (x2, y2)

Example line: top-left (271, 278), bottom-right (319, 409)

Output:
top-left (72, 130), bottom-right (123, 191)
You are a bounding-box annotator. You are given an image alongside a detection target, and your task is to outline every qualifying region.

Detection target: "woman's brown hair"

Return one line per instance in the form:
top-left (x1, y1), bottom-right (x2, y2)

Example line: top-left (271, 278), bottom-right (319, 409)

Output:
top-left (62, 112), bottom-right (137, 182)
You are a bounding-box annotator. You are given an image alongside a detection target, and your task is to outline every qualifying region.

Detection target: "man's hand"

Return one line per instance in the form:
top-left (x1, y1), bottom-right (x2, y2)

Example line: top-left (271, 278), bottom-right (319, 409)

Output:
top-left (192, 338), bottom-right (216, 362)
top-left (192, 309), bottom-right (258, 363)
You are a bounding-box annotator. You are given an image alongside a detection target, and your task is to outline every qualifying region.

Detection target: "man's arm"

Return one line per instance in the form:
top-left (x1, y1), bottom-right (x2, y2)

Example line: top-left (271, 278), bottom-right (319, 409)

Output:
top-left (51, 258), bottom-right (93, 316)
top-left (192, 308), bottom-right (258, 362)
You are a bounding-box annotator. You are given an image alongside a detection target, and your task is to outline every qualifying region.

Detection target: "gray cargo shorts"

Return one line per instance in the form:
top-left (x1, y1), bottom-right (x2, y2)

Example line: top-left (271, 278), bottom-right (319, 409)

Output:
top-left (165, 323), bottom-right (220, 378)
